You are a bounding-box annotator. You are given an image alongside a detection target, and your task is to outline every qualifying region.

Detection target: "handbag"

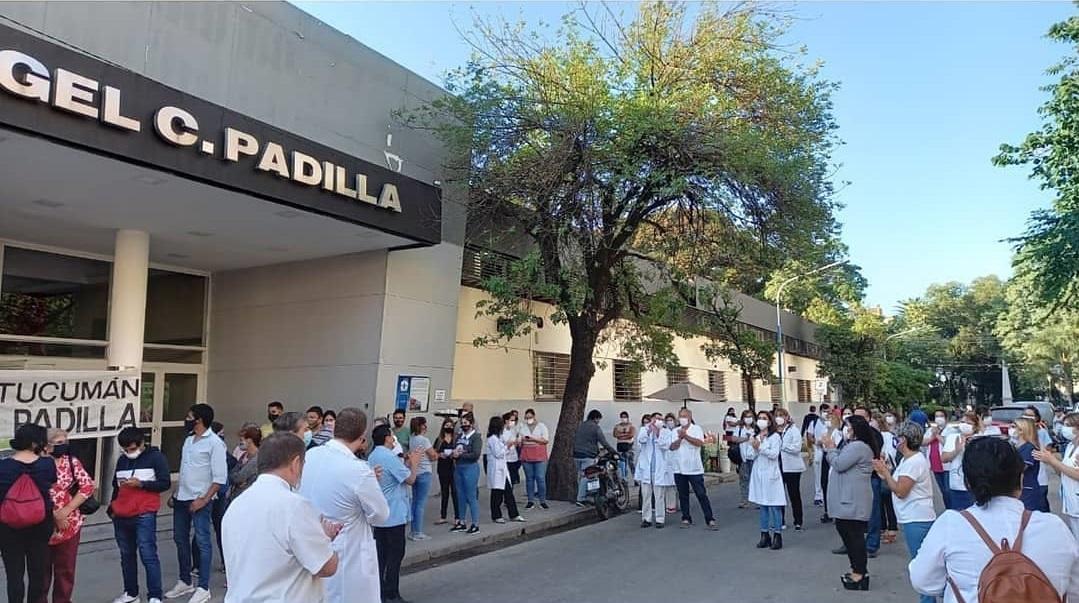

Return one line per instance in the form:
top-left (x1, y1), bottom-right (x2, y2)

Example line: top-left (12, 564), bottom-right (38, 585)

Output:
top-left (67, 457), bottom-right (101, 516)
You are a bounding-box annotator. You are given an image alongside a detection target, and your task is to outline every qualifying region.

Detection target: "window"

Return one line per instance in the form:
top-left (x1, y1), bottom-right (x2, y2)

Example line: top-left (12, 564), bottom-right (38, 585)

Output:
top-left (613, 360), bottom-right (641, 401)
top-left (1, 247), bottom-right (110, 340)
top-left (667, 365), bottom-right (688, 386)
top-left (741, 374), bottom-right (755, 404)
top-left (770, 381), bottom-right (782, 404)
top-left (533, 352), bottom-right (570, 400)
top-left (797, 379), bottom-right (812, 403)
top-left (144, 270), bottom-right (207, 346)
top-left (708, 370), bottom-right (727, 401)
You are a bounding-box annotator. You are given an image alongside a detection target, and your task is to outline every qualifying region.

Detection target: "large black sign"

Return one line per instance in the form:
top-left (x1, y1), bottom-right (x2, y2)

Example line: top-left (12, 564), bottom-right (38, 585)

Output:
top-left (0, 24), bottom-right (441, 245)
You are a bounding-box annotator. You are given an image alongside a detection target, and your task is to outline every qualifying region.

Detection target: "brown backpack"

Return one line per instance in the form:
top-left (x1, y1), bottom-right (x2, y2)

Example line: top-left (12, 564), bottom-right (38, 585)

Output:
top-left (947, 509), bottom-right (1065, 603)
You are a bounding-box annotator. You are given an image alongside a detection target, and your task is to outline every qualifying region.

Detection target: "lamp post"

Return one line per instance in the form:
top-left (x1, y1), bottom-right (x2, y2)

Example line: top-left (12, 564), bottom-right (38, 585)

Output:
top-left (775, 260), bottom-right (845, 409)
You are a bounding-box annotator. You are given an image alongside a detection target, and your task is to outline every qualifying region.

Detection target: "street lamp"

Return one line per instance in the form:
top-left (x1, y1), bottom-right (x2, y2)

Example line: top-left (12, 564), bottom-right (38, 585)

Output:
top-left (775, 260), bottom-right (845, 409)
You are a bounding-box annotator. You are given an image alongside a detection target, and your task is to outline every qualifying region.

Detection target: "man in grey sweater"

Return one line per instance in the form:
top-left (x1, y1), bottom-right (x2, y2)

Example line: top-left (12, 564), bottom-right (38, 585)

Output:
top-left (572, 410), bottom-right (617, 505)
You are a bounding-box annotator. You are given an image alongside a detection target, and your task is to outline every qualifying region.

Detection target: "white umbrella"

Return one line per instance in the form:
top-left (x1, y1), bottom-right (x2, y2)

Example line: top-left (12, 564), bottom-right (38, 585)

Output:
top-left (646, 382), bottom-right (720, 408)
top-left (1002, 360), bottom-right (1014, 405)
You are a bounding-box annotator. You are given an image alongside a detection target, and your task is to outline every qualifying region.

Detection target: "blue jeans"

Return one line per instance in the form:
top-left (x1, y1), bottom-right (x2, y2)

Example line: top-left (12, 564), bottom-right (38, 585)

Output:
top-left (902, 521), bottom-right (936, 603)
top-left (758, 505), bottom-right (783, 533)
top-left (411, 472), bottom-right (432, 534)
top-left (522, 460), bottom-right (547, 503)
top-left (454, 462), bottom-right (480, 525)
top-left (575, 457), bottom-right (594, 502)
top-left (866, 476), bottom-right (882, 553)
top-left (950, 488), bottom-right (974, 510)
top-left (173, 500), bottom-right (212, 589)
top-left (114, 513), bottom-right (162, 600)
top-left (933, 471), bottom-right (951, 510)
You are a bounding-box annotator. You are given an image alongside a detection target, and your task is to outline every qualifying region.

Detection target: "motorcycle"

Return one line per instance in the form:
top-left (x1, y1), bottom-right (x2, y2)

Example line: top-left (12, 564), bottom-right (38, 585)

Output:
top-left (583, 449), bottom-right (630, 520)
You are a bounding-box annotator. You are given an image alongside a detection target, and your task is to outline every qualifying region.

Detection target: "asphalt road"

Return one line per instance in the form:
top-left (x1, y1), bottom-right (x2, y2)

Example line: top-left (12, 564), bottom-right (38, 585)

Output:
top-left (400, 472), bottom-right (935, 603)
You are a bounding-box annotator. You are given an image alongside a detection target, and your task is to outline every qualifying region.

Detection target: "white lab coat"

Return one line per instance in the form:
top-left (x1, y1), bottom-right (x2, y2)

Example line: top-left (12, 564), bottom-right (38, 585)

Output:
top-left (635, 426), bottom-right (674, 486)
top-left (749, 432), bottom-right (786, 506)
top-left (779, 426), bottom-right (806, 473)
top-left (486, 434), bottom-right (509, 490)
top-left (298, 440), bottom-right (389, 603)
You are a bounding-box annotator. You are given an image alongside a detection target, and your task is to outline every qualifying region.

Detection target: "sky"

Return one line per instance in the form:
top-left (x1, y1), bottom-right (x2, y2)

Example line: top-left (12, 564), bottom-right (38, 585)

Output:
top-left (296, 1), bottom-right (1072, 313)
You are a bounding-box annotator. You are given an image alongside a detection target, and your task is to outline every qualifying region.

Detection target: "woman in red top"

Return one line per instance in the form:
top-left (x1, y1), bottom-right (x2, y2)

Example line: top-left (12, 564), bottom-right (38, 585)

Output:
top-left (922, 410), bottom-right (952, 511)
top-left (40, 428), bottom-right (96, 603)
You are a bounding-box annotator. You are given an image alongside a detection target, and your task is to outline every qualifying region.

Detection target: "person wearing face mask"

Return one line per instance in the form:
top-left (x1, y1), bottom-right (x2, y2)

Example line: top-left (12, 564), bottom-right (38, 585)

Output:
top-left (775, 408), bottom-right (805, 531)
top-left (1023, 406), bottom-right (1054, 510)
top-left (228, 426), bottom-right (262, 503)
top-left (260, 401), bottom-right (284, 439)
top-left (749, 411), bottom-right (786, 548)
top-left (815, 408), bottom-right (843, 523)
top-left (0, 424), bottom-right (57, 603)
top-left (669, 409), bottom-right (718, 530)
top-left (924, 410), bottom-right (953, 510)
top-left (451, 413), bottom-right (483, 533)
top-left (222, 433), bottom-right (343, 603)
top-left (38, 428), bottom-right (95, 603)
top-left (109, 428), bottom-right (170, 603)
top-left (1011, 417), bottom-right (1049, 512)
top-left (940, 411), bottom-right (982, 511)
top-left (731, 410), bottom-right (758, 509)
top-left (878, 411), bottom-right (899, 545)
top-left (519, 409), bottom-right (550, 510)
top-left (1035, 412), bottom-right (1079, 538)
top-left (434, 419), bottom-right (460, 525)
top-left (274, 411), bottom-right (314, 450)
top-left (368, 425), bottom-right (422, 603)
top-left (572, 410), bottom-right (617, 507)
top-left (613, 411), bottom-right (637, 481)
top-left (663, 413), bottom-right (681, 514)
top-left (822, 415), bottom-right (878, 591)
top-left (299, 408), bottom-right (389, 603)
top-left (165, 404), bottom-right (227, 603)
top-left (501, 412), bottom-right (522, 490)
top-left (323, 410), bottom-right (337, 435)
top-left (637, 412), bottom-right (674, 528)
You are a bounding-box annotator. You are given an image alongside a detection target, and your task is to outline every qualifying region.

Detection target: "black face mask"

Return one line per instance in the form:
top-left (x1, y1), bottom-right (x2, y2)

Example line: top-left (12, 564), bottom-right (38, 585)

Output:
top-left (268, 413), bottom-right (277, 423)
top-left (184, 419), bottom-right (196, 433)
top-left (50, 443), bottom-right (69, 458)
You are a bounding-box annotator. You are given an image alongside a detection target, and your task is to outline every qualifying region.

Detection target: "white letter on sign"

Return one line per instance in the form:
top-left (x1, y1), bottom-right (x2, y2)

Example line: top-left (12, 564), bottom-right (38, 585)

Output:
top-left (225, 128), bottom-right (259, 162)
top-left (292, 151), bottom-right (322, 186)
top-left (0, 50), bottom-right (50, 102)
top-left (256, 142), bottom-right (290, 178)
top-left (154, 106), bottom-right (199, 146)
top-left (52, 68), bottom-right (99, 119)
top-left (378, 184), bottom-right (402, 213)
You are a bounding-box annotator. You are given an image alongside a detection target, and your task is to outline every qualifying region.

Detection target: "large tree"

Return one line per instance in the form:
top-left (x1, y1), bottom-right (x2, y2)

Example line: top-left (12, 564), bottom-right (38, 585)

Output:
top-left (994, 12), bottom-right (1079, 309)
top-left (997, 272), bottom-right (1078, 403)
top-left (412, 2), bottom-right (841, 499)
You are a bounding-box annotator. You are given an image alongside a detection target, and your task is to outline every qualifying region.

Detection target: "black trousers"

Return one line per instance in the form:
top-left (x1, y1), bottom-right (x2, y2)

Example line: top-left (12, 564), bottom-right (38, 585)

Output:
top-left (0, 522), bottom-right (51, 603)
top-left (437, 460), bottom-right (458, 520)
top-left (490, 479), bottom-right (519, 520)
top-left (835, 518), bottom-right (869, 575)
top-left (881, 490), bottom-right (898, 531)
top-left (821, 455), bottom-right (832, 516)
top-left (781, 472), bottom-right (804, 527)
top-left (373, 524), bottom-right (406, 599)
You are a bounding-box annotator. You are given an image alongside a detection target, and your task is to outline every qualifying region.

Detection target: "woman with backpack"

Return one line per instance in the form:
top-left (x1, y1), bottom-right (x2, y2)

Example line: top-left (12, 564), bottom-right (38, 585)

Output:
top-left (0, 424), bottom-right (58, 603)
top-left (41, 428), bottom-right (96, 603)
top-left (909, 436), bottom-right (1079, 603)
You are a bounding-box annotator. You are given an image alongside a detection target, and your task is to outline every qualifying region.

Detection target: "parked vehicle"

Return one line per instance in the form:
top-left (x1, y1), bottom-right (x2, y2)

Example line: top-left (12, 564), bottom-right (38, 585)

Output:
top-left (583, 449), bottom-right (629, 520)
top-left (989, 401), bottom-right (1056, 436)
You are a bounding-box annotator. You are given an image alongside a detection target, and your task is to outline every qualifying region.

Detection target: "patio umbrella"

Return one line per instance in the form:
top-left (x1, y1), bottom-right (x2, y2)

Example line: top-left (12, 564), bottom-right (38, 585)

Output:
top-left (646, 381), bottom-right (720, 408)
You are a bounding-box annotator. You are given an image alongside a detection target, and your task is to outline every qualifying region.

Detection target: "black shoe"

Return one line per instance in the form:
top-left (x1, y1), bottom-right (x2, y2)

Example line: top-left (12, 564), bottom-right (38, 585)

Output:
top-left (525, 502), bottom-right (535, 510)
top-left (867, 549), bottom-right (878, 559)
top-left (841, 575), bottom-right (870, 591)
top-left (540, 502), bottom-right (549, 509)
top-left (771, 533), bottom-right (783, 550)
top-left (756, 532), bottom-right (772, 549)
top-left (794, 524), bottom-right (803, 531)
top-left (655, 522), bottom-right (665, 529)
top-left (467, 525), bottom-right (480, 534)
top-left (450, 523), bottom-right (466, 533)
top-left (821, 515), bottom-right (833, 524)
top-left (641, 521), bottom-right (652, 528)
top-left (832, 545), bottom-right (847, 555)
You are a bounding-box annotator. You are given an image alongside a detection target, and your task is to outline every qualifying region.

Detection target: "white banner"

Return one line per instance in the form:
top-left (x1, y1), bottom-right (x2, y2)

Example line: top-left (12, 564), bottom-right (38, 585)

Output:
top-left (0, 370), bottom-right (140, 440)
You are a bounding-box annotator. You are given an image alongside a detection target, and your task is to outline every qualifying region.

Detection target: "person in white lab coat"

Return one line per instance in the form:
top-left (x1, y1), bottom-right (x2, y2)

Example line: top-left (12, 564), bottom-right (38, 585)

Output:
top-left (487, 416), bottom-right (524, 523)
top-left (636, 412), bottom-right (674, 528)
top-left (298, 408), bottom-right (389, 603)
top-left (731, 410), bottom-right (758, 509)
top-left (1035, 412), bottom-right (1079, 538)
top-left (775, 408), bottom-right (806, 531)
top-left (749, 411), bottom-right (786, 550)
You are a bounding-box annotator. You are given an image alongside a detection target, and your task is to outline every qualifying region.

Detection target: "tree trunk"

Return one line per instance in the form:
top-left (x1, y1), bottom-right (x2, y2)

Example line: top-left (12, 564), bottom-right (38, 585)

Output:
top-left (545, 320), bottom-right (598, 501)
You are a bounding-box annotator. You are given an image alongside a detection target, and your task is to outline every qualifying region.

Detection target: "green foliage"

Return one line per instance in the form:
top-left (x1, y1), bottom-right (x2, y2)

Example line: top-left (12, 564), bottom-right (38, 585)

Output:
top-left (996, 272), bottom-right (1078, 402)
top-left (871, 361), bottom-right (935, 410)
top-left (994, 13), bottom-right (1079, 308)
top-left (814, 307), bottom-right (886, 403)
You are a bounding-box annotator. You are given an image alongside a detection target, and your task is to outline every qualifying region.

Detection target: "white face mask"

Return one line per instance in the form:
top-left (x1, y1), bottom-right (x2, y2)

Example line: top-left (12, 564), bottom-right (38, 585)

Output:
top-left (123, 448), bottom-right (143, 460)
top-left (526, 418), bottom-right (535, 425)
top-left (775, 416), bottom-right (787, 426)
top-left (1063, 426), bottom-right (1076, 442)
top-left (665, 420), bottom-right (676, 429)
top-left (842, 414), bottom-right (852, 420)
top-left (507, 421), bottom-right (517, 429)
top-left (935, 417), bottom-right (947, 427)
top-left (678, 417), bottom-right (690, 427)
top-left (756, 419), bottom-right (769, 430)
top-left (842, 426), bottom-right (852, 439)
top-left (743, 417), bottom-right (753, 426)
top-left (885, 416), bottom-right (896, 425)
top-left (958, 423), bottom-right (974, 435)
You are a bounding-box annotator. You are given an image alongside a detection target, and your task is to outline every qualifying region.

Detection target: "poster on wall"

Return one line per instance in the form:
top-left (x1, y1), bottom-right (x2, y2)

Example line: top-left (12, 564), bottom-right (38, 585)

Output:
top-left (395, 375), bottom-right (431, 413)
top-left (0, 370), bottom-right (140, 440)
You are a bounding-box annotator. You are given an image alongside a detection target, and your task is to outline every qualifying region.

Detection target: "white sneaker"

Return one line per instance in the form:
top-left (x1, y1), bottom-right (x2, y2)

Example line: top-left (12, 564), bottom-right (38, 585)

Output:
top-left (111, 594), bottom-right (138, 603)
top-left (187, 588), bottom-right (211, 603)
top-left (164, 581), bottom-right (195, 599)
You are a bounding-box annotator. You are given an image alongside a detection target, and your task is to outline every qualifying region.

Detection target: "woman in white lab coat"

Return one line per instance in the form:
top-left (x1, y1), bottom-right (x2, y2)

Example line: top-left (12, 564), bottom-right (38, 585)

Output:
top-left (486, 416), bottom-right (524, 523)
top-left (775, 408), bottom-right (806, 531)
top-left (1035, 412), bottom-right (1079, 538)
top-left (636, 412), bottom-right (674, 528)
top-left (749, 411), bottom-right (786, 550)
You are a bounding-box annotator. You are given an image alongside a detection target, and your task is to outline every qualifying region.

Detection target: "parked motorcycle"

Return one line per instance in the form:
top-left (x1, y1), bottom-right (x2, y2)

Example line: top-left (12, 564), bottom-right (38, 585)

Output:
top-left (583, 449), bottom-right (630, 520)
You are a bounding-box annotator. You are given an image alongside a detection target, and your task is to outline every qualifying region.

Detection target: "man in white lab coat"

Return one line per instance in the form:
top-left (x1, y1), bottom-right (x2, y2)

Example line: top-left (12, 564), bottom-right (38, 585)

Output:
top-left (299, 408), bottom-right (389, 603)
top-left (636, 412), bottom-right (674, 528)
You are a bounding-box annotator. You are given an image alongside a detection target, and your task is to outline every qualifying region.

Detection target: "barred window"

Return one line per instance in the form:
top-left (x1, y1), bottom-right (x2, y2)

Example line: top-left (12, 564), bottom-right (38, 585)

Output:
top-left (708, 370), bottom-right (727, 401)
top-left (533, 352), bottom-right (570, 400)
top-left (797, 379), bottom-right (812, 403)
top-left (613, 360), bottom-right (641, 401)
top-left (742, 374), bottom-right (756, 404)
top-left (770, 381), bottom-right (782, 404)
top-left (667, 366), bottom-right (689, 386)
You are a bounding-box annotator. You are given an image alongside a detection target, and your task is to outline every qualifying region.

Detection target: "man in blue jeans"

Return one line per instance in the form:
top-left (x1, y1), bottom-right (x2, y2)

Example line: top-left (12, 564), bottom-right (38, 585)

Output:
top-left (164, 403), bottom-right (227, 603)
top-left (109, 427), bottom-right (171, 603)
top-left (572, 410), bottom-right (616, 505)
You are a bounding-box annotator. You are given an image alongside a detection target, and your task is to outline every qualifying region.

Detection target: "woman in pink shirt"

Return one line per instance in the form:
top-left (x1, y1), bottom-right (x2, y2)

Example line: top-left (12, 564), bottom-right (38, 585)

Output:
top-left (42, 428), bottom-right (96, 603)
top-left (923, 410), bottom-right (952, 510)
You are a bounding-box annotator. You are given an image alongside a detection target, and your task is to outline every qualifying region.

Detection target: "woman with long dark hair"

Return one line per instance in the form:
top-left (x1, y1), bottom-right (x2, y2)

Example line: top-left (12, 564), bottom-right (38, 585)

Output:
top-left (822, 415), bottom-right (878, 591)
top-left (0, 424), bottom-right (57, 603)
top-left (749, 411), bottom-right (785, 549)
top-left (434, 419), bottom-right (459, 526)
top-left (486, 416), bottom-right (523, 523)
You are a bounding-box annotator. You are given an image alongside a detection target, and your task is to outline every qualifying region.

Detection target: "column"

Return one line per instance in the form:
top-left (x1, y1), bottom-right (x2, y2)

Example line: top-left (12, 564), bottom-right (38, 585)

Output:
top-left (102, 229), bottom-right (149, 503)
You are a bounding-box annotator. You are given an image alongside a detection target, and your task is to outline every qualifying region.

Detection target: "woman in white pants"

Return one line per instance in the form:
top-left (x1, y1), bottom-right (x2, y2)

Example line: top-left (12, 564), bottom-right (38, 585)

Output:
top-left (1035, 412), bottom-right (1079, 538)
top-left (636, 413), bottom-right (674, 528)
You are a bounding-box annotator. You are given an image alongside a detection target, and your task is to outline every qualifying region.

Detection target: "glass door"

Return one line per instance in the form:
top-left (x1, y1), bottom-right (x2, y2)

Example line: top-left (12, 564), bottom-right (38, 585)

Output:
top-left (141, 365), bottom-right (204, 473)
